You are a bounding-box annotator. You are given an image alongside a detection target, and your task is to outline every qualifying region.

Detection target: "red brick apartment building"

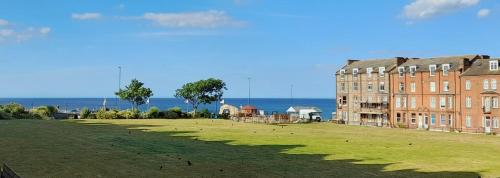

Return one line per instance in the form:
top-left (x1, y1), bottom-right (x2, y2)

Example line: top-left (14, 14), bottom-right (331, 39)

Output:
top-left (336, 54), bottom-right (499, 133)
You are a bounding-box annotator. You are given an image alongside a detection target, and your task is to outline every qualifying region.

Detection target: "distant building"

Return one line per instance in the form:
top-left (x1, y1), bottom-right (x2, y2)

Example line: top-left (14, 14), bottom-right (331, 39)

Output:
top-left (287, 106), bottom-right (322, 121)
top-left (219, 104), bottom-right (240, 116)
top-left (241, 105), bottom-right (258, 116)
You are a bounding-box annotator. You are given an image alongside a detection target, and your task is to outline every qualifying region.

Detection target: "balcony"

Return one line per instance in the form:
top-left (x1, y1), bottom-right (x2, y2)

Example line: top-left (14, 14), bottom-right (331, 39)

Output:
top-left (359, 102), bottom-right (388, 114)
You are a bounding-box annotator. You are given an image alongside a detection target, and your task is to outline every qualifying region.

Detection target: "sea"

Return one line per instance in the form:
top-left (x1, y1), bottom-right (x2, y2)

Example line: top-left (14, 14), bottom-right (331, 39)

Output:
top-left (0, 98), bottom-right (336, 120)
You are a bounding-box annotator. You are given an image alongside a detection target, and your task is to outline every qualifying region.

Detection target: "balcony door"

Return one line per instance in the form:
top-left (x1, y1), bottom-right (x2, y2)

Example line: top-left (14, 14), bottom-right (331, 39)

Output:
top-left (485, 116), bottom-right (492, 133)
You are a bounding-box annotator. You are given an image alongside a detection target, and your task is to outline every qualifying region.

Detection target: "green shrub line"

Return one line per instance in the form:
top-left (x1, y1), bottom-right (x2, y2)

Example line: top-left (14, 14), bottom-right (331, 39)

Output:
top-left (0, 102), bottom-right (225, 120)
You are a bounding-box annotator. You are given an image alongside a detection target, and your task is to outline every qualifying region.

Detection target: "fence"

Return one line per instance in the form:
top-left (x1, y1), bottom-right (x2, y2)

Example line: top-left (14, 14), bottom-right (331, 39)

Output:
top-left (231, 114), bottom-right (305, 124)
top-left (1, 164), bottom-right (20, 178)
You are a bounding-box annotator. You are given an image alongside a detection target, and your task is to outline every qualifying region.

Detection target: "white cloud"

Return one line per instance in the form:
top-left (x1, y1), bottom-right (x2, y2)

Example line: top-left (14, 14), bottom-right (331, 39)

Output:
top-left (137, 31), bottom-right (219, 37)
top-left (477, 8), bottom-right (490, 18)
top-left (72, 13), bottom-right (102, 20)
top-left (0, 29), bottom-right (14, 37)
top-left (143, 10), bottom-right (244, 28)
top-left (0, 19), bottom-right (8, 26)
top-left (0, 27), bottom-right (50, 43)
top-left (39, 27), bottom-right (51, 35)
top-left (403, 0), bottom-right (480, 20)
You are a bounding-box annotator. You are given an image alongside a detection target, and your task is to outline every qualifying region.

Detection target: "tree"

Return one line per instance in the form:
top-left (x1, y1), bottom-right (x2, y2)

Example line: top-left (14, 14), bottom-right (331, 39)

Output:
top-left (115, 79), bottom-right (153, 110)
top-left (175, 78), bottom-right (227, 115)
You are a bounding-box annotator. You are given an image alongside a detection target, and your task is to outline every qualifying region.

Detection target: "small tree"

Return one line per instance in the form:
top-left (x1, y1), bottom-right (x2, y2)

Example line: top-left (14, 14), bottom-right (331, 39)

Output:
top-left (175, 78), bottom-right (226, 116)
top-left (115, 79), bottom-right (153, 110)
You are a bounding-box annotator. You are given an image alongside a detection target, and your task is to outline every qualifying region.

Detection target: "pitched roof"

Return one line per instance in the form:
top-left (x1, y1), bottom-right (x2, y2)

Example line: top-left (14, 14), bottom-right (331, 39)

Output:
top-left (287, 106), bottom-right (322, 113)
top-left (337, 58), bottom-right (401, 74)
top-left (393, 55), bottom-right (485, 73)
top-left (462, 58), bottom-right (500, 76)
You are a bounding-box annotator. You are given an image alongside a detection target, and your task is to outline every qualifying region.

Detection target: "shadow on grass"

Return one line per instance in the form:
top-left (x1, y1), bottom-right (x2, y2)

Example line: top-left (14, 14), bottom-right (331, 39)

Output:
top-left (70, 120), bottom-right (480, 178)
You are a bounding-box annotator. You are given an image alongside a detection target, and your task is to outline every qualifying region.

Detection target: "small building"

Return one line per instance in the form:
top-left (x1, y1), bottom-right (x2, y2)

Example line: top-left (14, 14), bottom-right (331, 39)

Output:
top-left (287, 106), bottom-right (322, 122)
top-left (219, 104), bottom-right (239, 116)
top-left (241, 105), bottom-right (258, 116)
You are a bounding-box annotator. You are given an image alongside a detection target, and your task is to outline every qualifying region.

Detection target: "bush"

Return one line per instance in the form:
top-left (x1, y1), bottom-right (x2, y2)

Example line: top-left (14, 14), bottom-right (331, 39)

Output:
top-left (168, 107), bottom-right (183, 114)
top-left (0, 103), bottom-right (27, 119)
top-left (164, 111), bottom-right (180, 119)
top-left (144, 107), bottom-right (160, 119)
top-left (196, 109), bottom-right (211, 118)
top-left (30, 106), bottom-right (55, 119)
top-left (118, 109), bottom-right (140, 119)
top-left (80, 107), bottom-right (91, 119)
top-left (96, 109), bottom-right (119, 120)
top-left (0, 111), bottom-right (13, 120)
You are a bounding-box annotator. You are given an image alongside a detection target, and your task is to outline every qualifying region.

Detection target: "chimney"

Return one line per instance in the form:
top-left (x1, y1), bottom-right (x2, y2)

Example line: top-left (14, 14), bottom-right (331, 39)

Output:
top-left (347, 59), bottom-right (360, 65)
top-left (396, 57), bottom-right (408, 66)
top-left (481, 55), bottom-right (490, 59)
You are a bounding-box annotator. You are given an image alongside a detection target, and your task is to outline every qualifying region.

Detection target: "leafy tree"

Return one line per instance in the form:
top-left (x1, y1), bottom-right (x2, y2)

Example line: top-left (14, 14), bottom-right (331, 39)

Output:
top-left (175, 78), bottom-right (226, 115)
top-left (115, 79), bottom-right (153, 110)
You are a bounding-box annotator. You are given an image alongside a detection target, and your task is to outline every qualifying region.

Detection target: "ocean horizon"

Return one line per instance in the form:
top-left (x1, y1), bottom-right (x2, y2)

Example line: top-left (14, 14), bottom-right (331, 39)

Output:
top-left (0, 98), bottom-right (336, 120)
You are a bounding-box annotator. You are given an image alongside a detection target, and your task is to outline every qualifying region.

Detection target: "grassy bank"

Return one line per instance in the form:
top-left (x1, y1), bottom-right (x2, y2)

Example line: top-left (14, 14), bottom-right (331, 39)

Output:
top-left (0, 119), bottom-right (499, 177)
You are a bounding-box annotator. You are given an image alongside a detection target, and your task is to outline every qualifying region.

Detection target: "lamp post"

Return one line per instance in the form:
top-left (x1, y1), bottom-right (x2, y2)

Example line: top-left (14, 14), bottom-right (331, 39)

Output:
top-left (290, 84), bottom-right (294, 106)
top-left (117, 66), bottom-right (122, 110)
top-left (247, 77), bottom-right (251, 106)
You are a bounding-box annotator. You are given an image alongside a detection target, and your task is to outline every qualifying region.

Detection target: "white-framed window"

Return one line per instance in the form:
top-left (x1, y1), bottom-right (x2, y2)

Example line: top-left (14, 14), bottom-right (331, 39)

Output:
top-left (442, 64), bottom-right (450, 76)
top-left (403, 97), bottom-right (407, 108)
top-left (490, 60), bottom-right (498, 71)
top-left (443, 81), bottom-right (449, 92)
top-left (382, 96), bottom-right (388, 103)
top-left (484, 79), bottom-right (489, 90)
top-left (465, 80), bottom-right (471, 90)
top-left (340, 70), bottom-right (345, 80)
top-left (466, 115), bottom-right (472, 128)
top-left (448, 96), bottom-right (453, 109)
top-left (353, 82), bottom-right (359, 91)
top-left (353, 68), bottom-right (359, 78)
top-left (379, 82), bottom-right (385, 91)
top-left (399, 82), bottom-right (405, 92)
top-left (367, 82), bottom-right (373, 91)
top-left (440, 97), bottom-right (446, 109)
top-left (379, 67), bottom-right (385, 77)
top-left (396, 97), bottom-right (401, 108)
top-left (429, 65), bottom-right (437, 76)
top-left (494, 118), bottom-right (499, 128)
top-left (411, 97), bottom-right (417, 109)
top-left (430, 82), bottom-right (436, 92)
top-left (493, 97), bottom-right (499, 108)
top-left (410, 82), bottom-right (416, 92)
top-left (411, 113), bottom-right (417, 124)
top-left (430, 97), bottom-right (436, 108)
top-left (410, 66), bottom-right (417, 77)
top-left (492, 79), bottom-right (497, 90)
top-left (340, 83), bottom-right (346, 91)
top-left (466, 96), bottom-right (472, 108)
top-left (366, 68), bottom-right (373, 78)
top-left (398, 67), bottom-right (405, 77)
top-left (440, 114), bottom-right (446, 126)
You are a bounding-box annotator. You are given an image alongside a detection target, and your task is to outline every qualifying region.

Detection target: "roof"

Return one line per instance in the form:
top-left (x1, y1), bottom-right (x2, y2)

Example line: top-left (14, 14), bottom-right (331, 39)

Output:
top-left (241, 105), bottom-right (257, 110)
top-left (393, 55), bottom-right (486, 73)
top-left (287, 106), bottom-right (322, 113)
top-left (337, 58), bottom-right (402, 74)
top-left (462, 58), bottom-right (500, 76)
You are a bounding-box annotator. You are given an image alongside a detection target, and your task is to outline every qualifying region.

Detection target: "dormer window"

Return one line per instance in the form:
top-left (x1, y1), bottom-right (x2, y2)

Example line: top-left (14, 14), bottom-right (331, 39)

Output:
top-left (366, 68), bottom-right (373, 78)
top-left (490, 60), bottom-right (498, 71)
top-left (442, 64), bottom-right (450, 76)
top-left (398, 67), bottom-right (405, 77)
top-left (352, 68), bottom-right (359, 78)
top-left (410, 66), bottom-right (417, 77)
top-left (340, 70), bottom-right (345, 79)
top-left (378, 67), bottom-right (385, 77)
top-left (429, 65), bottom-right (437, 76)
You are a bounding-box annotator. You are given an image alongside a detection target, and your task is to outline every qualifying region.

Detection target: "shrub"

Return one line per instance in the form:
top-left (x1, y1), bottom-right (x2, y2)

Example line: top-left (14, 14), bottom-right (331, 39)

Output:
top-left (164, 111), bottom-right (180, 119)
top-left (168, 107), bottom-right (183, 114)
top-left (0, 111), bottom-right (13, 120)
top-left (118, 109), bottom-right (140, 119)
top-left (0, 103), bottom-right (27, 118)
top-left (144, 107), bottom-right (160, 119)
top-left (80, 107), bottom-right (91, 119)
top-left (196, 108), bottom-right (211, 118)
top-left (96, 109), bottom-right (119, 120)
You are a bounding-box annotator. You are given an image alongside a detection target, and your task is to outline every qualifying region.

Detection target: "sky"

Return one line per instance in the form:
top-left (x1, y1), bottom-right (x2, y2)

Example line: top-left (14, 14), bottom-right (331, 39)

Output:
top-left (0, 0), bottom-right (500, 98)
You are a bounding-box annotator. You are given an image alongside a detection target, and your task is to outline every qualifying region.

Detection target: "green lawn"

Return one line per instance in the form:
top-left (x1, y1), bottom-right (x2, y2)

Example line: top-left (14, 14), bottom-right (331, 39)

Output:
top-left (0, 119), bottom-right (499, 177)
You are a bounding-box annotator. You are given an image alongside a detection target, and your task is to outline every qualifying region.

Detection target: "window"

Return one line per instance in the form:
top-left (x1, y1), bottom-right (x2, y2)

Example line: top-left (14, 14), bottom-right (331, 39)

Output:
top-left (443, 81), bottom-right (449, 92)
top-left (398, 67), bottom-right (405, 77)
top-left (399, 82), bottom-right (405, 92)
top-left (431, 114), bottom-right (436, 125)
top-left (484, 97), bottom-right (491, 112)
top-left (440, 114), bottom-right (446, 126)
top-left (493, 79), bottom-right (497, 90)
top-left (366, 68), bottom-right (373, 78)
top-left (493, 97), bottom-right (499, 108)
top-left (494, 118), bottom-right (499, 128)
top-left (396, 97), bottom-right (401, 108)
top-left (466, 96), bottom-right (472, 108)
top-left (410, 82), bottom-right (416, 92)
top-left (490, 60), bottom-right (498, 71)
top-left (340, 70), bottom-right (345, 80)
top-left (382, 96), bottom-right (388, 103)
top-left (379, 82), bottom-right (385, 91)
top-left (411, 113), bottom-right (417, 124)
top-left (367, 82), bottom-right (373, 91)
top-left (429, 65), bottom-right (437, 76)
top-left (341, 83), bottom-right (346, 91)
top-left (396, 113), bottom-right (401, 123)
top-left (353, 68), bottom-right (359, 78)
top-left (379, 67), bottom-right (385, 77)
top-left (342, 96), bottom-right (347, 105)
top-left (484, 79), bottom-right (489, 90)
top-left (466, 115), bottom-right (472, 128)
top-left (403, 97), bottom-right (407, 108)
top-left (448, 97), bottom-right (453, 109)
top-left (440, 97), bottom-right (446, 109)
top-left (411, 97), bottom-right (417, 109)
top-left (442, 64), bottom-right (450, 76)
top-left (342, 111), bottom-right (347, 120)
top-left (410, 66), bottom-right (417, 77)
top-left (430, 82), bottom-right (436, 92)
top-left (353, 82), bottom-right (358, 91)
top-left (430, 97), bottom-right (436, 108)
top-left (465, 80), bottom-right (471, 90)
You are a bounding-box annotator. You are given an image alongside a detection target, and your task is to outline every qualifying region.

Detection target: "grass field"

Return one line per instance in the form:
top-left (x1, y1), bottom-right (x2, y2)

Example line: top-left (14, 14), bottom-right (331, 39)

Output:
top-left (1, 119), bottom-right (499, 177)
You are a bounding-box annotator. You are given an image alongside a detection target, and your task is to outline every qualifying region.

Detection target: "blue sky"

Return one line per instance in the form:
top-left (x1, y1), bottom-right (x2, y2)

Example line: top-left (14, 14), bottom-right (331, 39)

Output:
top-left (0, 0), bottom-right (499, 98)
